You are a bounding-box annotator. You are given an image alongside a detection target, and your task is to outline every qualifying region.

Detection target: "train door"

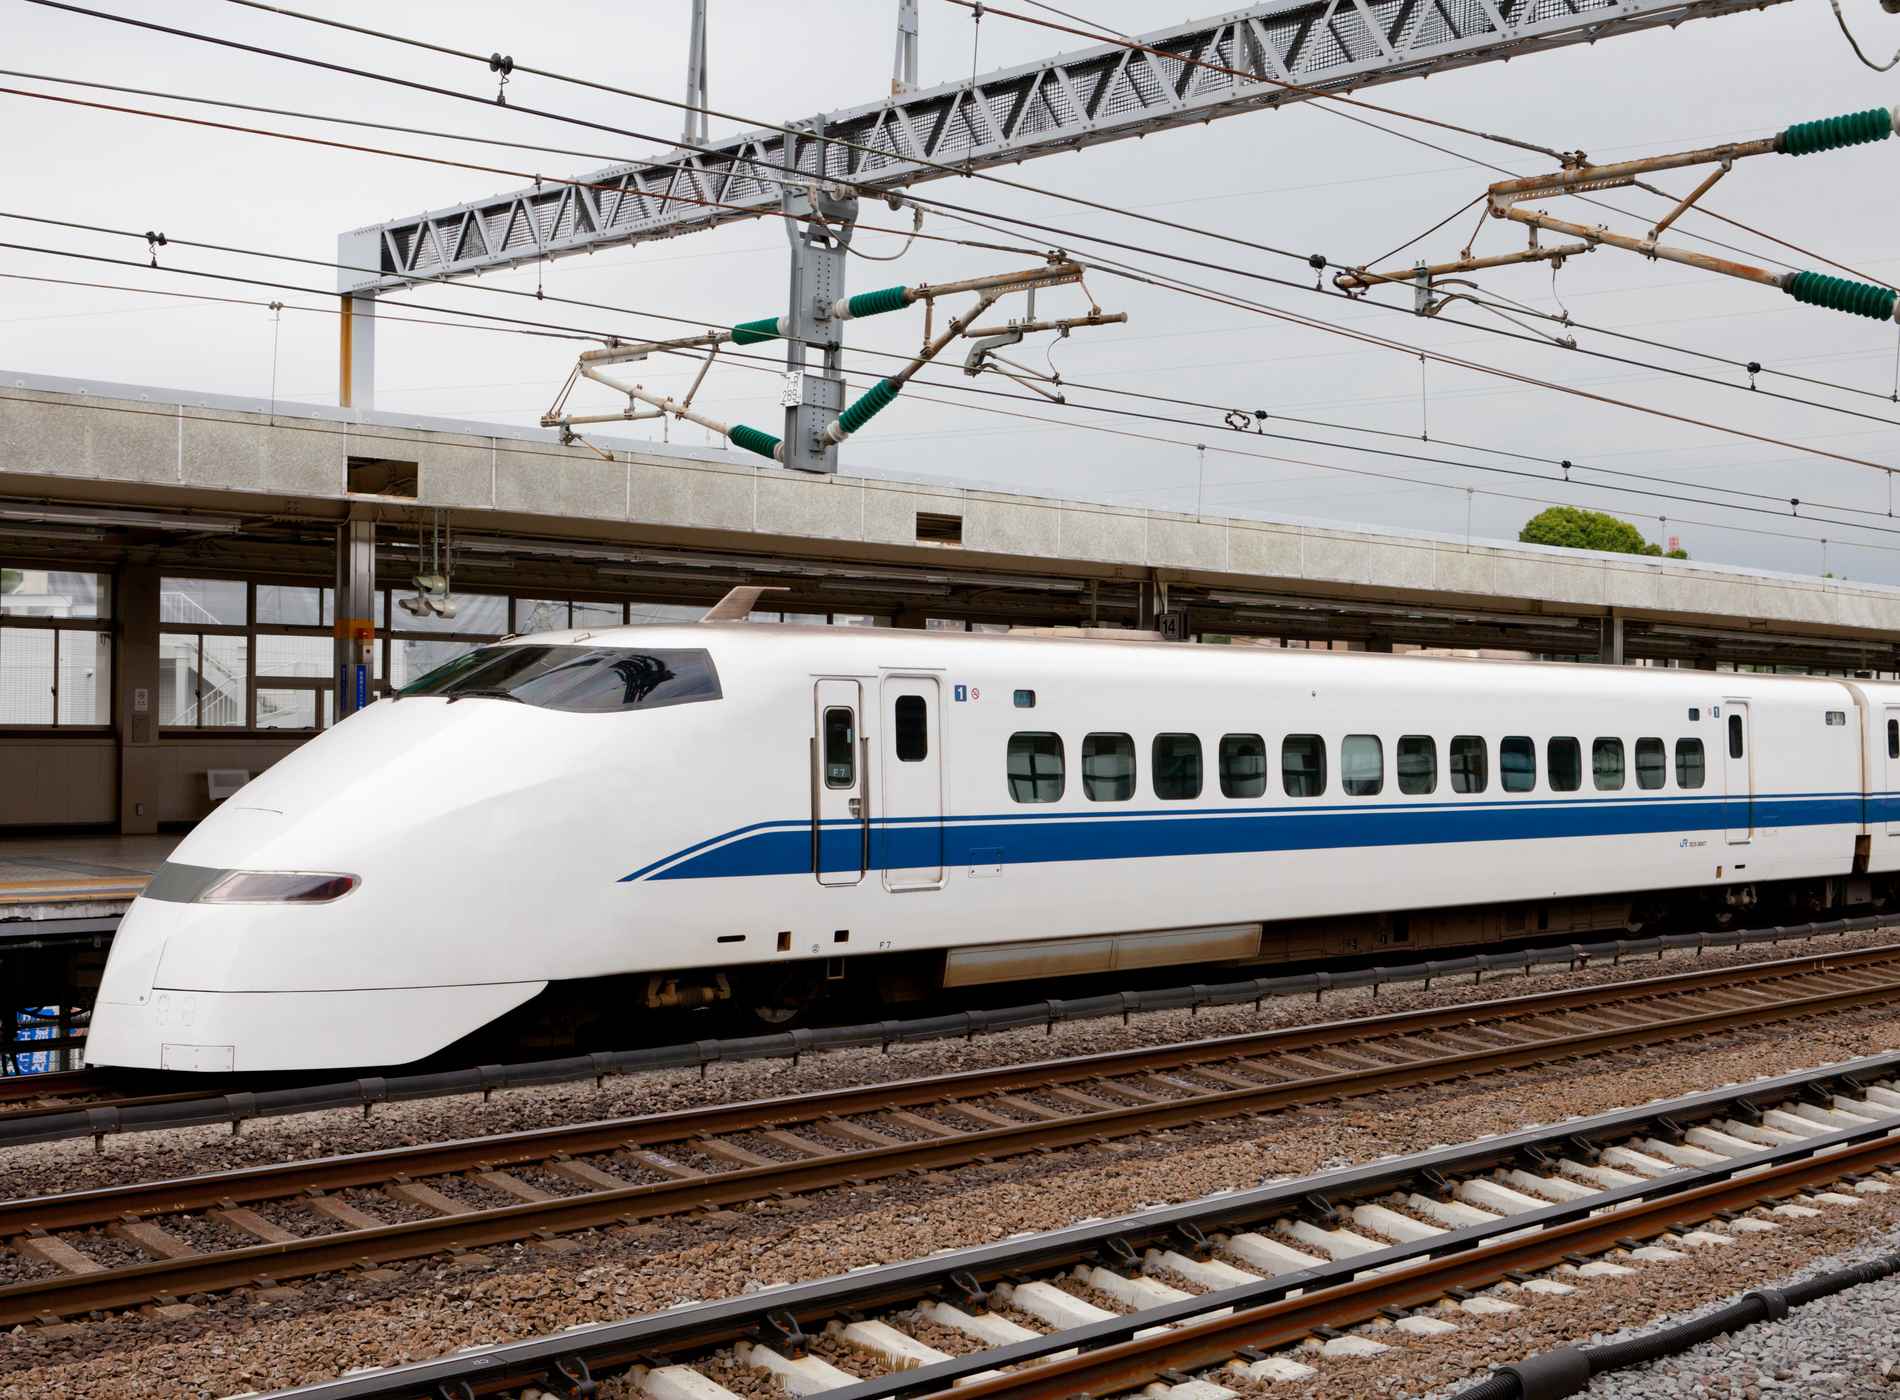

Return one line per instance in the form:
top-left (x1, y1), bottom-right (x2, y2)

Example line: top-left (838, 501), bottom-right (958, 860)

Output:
top-left (880, 675), bottom-right (945, 891)
top-left (1885, 708), bottom-right (1900, 836)
top-left (812, 680), bottom-right (867, 886)
top-left (1723, 699), bottom-right (1752, 844)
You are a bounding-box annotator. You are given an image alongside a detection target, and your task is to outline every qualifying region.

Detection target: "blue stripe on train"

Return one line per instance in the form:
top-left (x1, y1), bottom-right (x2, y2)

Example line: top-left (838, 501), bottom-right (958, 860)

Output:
top-left (635, 792), bottom-right (1868, 882)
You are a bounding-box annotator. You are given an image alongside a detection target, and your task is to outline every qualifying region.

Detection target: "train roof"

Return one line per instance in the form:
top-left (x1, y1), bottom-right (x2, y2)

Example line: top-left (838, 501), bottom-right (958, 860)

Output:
top-left (490, 620), bottom-right (1885, 704)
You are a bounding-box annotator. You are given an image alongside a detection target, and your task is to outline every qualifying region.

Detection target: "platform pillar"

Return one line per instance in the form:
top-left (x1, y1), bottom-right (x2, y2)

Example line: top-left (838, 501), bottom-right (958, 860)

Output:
top-left (1598, 612), bottom-right (1625, 665)
top-left (114, 565), bottom-right (160, 834)
top-left (335, 518), bottom-right (376, 719)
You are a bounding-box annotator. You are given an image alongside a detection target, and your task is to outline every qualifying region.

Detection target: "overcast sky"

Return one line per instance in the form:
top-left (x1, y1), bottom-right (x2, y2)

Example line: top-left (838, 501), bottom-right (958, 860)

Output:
top-left (4, 0), bottom-right (1898, 580)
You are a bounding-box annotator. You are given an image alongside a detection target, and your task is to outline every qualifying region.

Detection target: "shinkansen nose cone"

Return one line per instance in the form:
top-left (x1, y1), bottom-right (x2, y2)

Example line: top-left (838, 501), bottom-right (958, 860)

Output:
top-left (84, 638), bottom-right (728, 1072)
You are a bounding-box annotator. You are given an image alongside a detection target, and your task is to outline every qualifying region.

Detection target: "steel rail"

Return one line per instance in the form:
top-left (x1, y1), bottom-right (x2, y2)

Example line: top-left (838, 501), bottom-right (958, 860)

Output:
top-left (0, 1067), bottom-right (106, 1105)
top-left (7, 944), bottom-right (1896, 1235)
top-left (937, 1128), bottom-right (1900, 1400)
top-left (247, 1059), bottom-right (1900, 1399)
top-left (3, 952), bottom-right (1900, 1322)
top-left (5, 918), bottom-right (1881, 1148)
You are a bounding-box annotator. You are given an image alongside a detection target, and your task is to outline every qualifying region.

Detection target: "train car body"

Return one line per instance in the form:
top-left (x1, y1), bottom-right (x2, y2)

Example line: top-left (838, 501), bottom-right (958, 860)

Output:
top-left (85, 623), bottom-right (1900, 1071)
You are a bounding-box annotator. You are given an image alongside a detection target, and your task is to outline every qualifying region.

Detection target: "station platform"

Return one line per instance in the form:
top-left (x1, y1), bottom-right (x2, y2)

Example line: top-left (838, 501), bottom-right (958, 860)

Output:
top-left (0, 831), bottom-right (177, 943)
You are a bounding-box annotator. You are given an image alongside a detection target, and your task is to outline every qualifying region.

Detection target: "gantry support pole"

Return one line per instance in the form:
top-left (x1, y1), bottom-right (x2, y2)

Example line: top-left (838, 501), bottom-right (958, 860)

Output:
top-left (778, 124), bottom-right (859, 474)
top-left (338, 293), bottom-right (377, 410)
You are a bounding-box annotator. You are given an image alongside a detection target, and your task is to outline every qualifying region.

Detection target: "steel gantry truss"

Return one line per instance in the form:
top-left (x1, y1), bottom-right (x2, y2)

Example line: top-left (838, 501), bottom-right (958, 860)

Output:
top-left (338, 0), bottom-right (1789, 298)
top-left (335, 0), bottom-right (1795, 456)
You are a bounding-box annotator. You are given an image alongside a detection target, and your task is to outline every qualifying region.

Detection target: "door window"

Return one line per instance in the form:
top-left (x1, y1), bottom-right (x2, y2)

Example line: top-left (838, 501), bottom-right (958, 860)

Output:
top-left (823, 707), bottom-right (856, 788)
top-left (894, 694), bottom-right (928, 761)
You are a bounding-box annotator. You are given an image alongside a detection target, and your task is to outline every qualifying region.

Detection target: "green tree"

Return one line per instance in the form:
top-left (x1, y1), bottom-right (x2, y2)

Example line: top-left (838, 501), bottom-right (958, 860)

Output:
top-left (1519, 506), bottom-right (1687, 559)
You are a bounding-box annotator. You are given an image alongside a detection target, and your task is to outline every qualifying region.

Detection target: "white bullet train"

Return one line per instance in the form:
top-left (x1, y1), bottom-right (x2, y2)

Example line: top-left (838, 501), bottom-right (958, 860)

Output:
top-left (84, 613), bottom-right (1900, 1072)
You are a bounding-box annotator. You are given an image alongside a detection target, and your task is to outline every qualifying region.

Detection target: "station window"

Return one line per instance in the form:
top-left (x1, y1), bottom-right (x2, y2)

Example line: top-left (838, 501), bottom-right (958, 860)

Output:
top-left (1008, 732), bottom-right (1064, 803)
top-left (1676, 737), bottom-right (1706, 789)
top-left (1728, 713), bottom-right (1745, 760)
top-left (1635, 737), bottom-right (1667, 790)
top-left (894, 695), bottom-right (928, 762)
top-left (1281, 734), bottom-right (1327, 797)
top-left (1219, 733), bottom-right (1267, 799)
top-left (1500, 736), bottom-right (1536, 793)
top-left (0, 568), bottom-right (111, 726)
top-left (1547, 737), bottom-right (1582, 793)
top-left (1153, 733), bottom-right (1203, 801)
top-left (1397, 735), bottom-right (1436, 795)
top-left (1341, 734), bottom-right (1383, 796)
top-left (1450, 735), bottom-right (1487, 794)
top-left (1082, 733), bottom-right (1136, 802)
top-left (1593, 738), bottom-right (1626, 791)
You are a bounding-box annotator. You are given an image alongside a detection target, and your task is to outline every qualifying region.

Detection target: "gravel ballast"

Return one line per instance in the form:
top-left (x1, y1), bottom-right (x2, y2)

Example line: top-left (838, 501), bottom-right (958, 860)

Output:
top-left (6, 1002), bottom-right (1900, 1399)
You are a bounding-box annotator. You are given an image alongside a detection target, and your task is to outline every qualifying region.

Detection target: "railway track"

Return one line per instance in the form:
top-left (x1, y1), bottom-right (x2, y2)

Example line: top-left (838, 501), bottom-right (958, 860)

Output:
top-left (2, 918), bottom-right (1883, 1147)
top-left (5, 942), bottom-right (1900, 1325)
top-left (0, 1067), bottom-right (224, 1126)
top-left (250, 1055), bottom-right (1900, 1400)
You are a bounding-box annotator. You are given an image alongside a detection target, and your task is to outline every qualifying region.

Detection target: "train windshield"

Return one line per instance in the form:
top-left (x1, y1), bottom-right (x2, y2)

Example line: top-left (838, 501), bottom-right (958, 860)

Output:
top-left (397, 645), bottom-right (721, 712)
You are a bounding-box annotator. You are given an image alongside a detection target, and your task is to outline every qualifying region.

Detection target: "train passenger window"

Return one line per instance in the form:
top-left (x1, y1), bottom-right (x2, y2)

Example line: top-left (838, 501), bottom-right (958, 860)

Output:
top-left (1593, 738), bottom-right (1626, 791)
top-left (1450, 736), bottom-right (1487, 793)
top-left (1219, 733), bottom-right (1267, 799)
top-left (1282, 735), bottom-right (1327, 797)
top-left (1547, 738), bottom-right (1582, 793)
top-left (823, 707), bottom-right (856, 788)
top-left (1397, 735), bottom-right (1436, 795)
top-left (1341, 735), bottom-right (1383, 796)
top-left (1082, 733), bottom-right (1136, 802)
top-left (1891, 718), bottom-right (1899, 759)
top-left (1500, 736), bottom-right (1536, 793)
top-left (1676, 737), bottom-right (1706, 789)
top-left (1636, 737), bottom-right (1666, 789)
top-left (1728, 713), bottom-right (1744, 760)
top-left (894, 695), bottom-right (928, 762)
top-left (1007, 733), bottom-right (1064, 803)
top-left (1153, 733), bottom-right (1203, 800)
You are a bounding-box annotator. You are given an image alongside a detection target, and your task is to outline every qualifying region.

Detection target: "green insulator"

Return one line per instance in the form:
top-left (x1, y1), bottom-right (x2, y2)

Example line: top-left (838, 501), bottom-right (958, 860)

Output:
top-left (1779, 107), bottom-right (1892, 157)
top-left (844, 285), bottom-right (910, 319)
top-left (1785, 270), bottom-right (1898, 321)
top-left (730, 316), bottom-right (782, 346)
top-left (728, 423), bottom-right (782, 460)
top-left (836, 378), bottom-right (902, 437)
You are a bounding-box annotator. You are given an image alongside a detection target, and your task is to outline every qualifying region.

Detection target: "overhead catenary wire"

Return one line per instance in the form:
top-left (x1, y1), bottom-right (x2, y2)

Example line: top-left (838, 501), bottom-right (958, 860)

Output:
top-left (26, 0), bottom-right (1316, 273)
top-left (12, 199), bottom-right (1900, 534)
top-left (14, 12), bottom-right (1900, 512)
top-left (205, 0), bottom-right (1875, 296)
top-left (5, 81), bottom-right (1894, 467)
top-left (956, 0), bottom-right (1900, 292)
top-left (13, 201), bottom-right (1900, 507)
top-left (6, 32), bottom-right (1892, 427)
top-left (15, 245), bottom-right (1900, 562)
top-left (12, 260), bottom-right (1899, 563)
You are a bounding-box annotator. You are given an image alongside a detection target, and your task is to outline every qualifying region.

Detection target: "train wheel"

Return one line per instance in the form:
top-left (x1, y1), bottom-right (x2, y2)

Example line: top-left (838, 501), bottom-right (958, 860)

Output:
top-left (739, 965), bottom-right (825, 1029)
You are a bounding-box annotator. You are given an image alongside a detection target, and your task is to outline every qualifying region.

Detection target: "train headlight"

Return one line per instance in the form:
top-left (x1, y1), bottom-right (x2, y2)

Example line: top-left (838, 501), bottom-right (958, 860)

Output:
top-left (197, 871), bottom-right (360, 905)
